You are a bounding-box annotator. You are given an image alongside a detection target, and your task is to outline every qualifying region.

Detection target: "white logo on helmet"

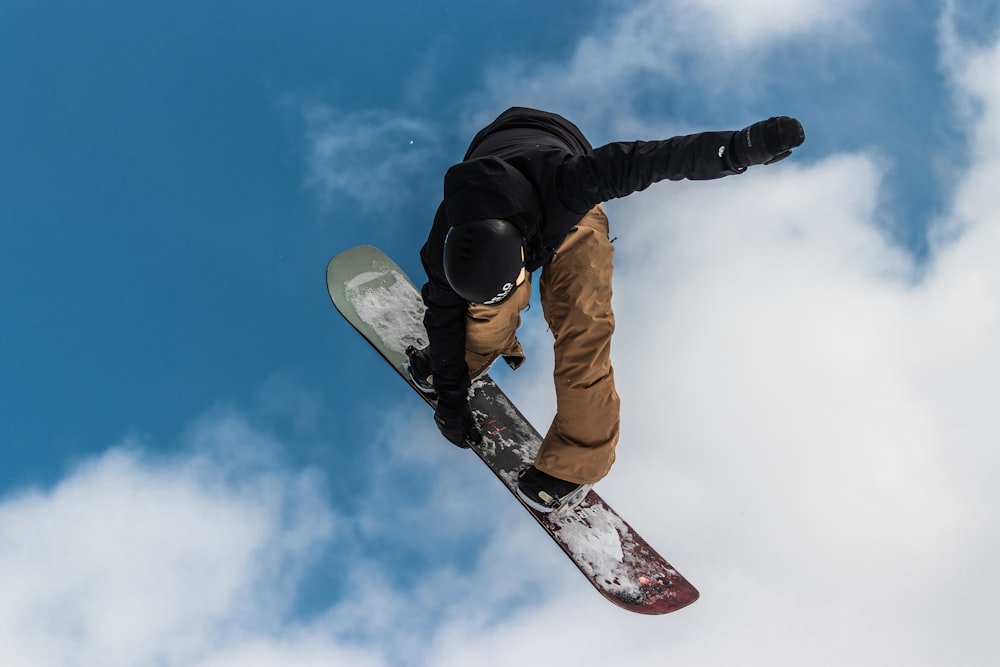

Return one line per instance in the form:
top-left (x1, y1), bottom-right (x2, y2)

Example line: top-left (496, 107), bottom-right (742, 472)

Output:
top-left (482, 281), bottom-right (515, 305)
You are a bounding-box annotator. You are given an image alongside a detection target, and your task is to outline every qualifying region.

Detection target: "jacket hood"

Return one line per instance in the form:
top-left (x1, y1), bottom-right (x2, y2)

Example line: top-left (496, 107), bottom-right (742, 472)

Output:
top-left (442, 157), bottom-right (540, 233)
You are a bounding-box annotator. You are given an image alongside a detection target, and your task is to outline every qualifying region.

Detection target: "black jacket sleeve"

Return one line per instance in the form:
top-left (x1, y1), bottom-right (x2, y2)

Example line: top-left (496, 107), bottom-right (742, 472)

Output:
top-left (555, 131), bottom-right (739, 213)
top-left (419, 204), bottom-right (471, 394)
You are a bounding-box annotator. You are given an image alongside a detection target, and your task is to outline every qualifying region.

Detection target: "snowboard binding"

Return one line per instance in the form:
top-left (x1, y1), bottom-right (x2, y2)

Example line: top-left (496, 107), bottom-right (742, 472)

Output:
top-left (405, 345), bottom-right (437, 398)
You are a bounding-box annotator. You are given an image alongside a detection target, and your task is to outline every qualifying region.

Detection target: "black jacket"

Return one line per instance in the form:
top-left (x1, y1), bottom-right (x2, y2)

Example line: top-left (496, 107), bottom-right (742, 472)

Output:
top-left (420, 107), bottom-right (739, 391)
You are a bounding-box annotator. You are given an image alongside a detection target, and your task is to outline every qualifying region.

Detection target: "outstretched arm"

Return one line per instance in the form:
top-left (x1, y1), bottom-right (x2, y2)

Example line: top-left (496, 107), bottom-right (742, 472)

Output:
top-left (557, 117), bottom-right (805, 212)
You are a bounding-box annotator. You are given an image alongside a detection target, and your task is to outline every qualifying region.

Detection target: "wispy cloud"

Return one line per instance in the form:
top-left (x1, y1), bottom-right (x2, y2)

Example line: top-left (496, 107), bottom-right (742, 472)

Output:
top-left (301, 105), bottom-right (443, 217)
top-left (937, 1), bottom-right (1000, 247)
top-left (465, 0), bottom-right (871, 137)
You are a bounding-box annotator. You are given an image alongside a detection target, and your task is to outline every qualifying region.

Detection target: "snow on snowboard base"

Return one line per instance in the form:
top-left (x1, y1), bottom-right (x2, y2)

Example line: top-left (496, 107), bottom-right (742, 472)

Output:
top-left (326, 245), bottom-right (698, 615)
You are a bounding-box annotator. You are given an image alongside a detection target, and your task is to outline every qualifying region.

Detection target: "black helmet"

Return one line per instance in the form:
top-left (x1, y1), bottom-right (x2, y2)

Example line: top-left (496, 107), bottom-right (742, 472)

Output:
top-left (443, 219), bottom-right (524, 305)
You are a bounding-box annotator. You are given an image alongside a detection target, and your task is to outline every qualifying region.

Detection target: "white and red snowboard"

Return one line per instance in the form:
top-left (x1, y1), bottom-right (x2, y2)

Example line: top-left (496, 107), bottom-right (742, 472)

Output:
top-left (326, 245), bottom-right (698, 614)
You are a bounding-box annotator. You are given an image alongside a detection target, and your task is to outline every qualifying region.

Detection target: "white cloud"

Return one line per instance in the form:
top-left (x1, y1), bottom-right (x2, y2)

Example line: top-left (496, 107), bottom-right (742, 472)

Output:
top-left (467, 0), bottom-right (870, 136)
top-left (302, 105), bottom-right (442, 216)
top-left (0, 412), bottom-right (350, 667)
top-left (692, 0), bottom-right (867, 47)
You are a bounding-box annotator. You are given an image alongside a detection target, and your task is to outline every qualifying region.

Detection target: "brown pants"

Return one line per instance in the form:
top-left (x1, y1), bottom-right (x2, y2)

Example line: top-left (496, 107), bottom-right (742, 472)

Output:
top-left (464, 204), bottom-right (618, 484)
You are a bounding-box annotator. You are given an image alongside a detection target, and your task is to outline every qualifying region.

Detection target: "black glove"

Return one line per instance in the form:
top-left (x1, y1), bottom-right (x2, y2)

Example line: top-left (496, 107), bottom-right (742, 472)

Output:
top-left (726, 116), bottom-right (805, 171)
top-left (433, 386), bottom-right (482, 449)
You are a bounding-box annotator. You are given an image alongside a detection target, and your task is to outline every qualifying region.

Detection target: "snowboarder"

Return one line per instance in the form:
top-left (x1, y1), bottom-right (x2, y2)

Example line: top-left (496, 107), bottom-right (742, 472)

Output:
top-left (411, 106), bottom-right (804, 513)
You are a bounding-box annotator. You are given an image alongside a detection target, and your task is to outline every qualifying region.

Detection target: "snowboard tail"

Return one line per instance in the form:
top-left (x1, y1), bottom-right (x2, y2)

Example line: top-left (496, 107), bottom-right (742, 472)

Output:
top-left (326, 245), bottom-right (698, 614)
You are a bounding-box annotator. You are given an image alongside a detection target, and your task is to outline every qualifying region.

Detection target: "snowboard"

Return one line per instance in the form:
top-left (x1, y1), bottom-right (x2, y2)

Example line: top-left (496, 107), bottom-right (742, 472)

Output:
top-left (326, 245), bottom-right (699, 614)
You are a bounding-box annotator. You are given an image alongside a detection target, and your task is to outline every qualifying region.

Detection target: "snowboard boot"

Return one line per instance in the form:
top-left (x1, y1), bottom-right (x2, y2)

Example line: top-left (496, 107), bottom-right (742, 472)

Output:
top-left (405, 345), bottom-right (436, 396)
top-left (516, 465), bottom-right (592, 515)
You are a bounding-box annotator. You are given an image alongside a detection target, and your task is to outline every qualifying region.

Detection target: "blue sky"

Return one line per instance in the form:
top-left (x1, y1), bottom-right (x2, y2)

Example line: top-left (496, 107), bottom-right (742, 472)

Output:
top-left (2, 1), bottom-right (1000, 665)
